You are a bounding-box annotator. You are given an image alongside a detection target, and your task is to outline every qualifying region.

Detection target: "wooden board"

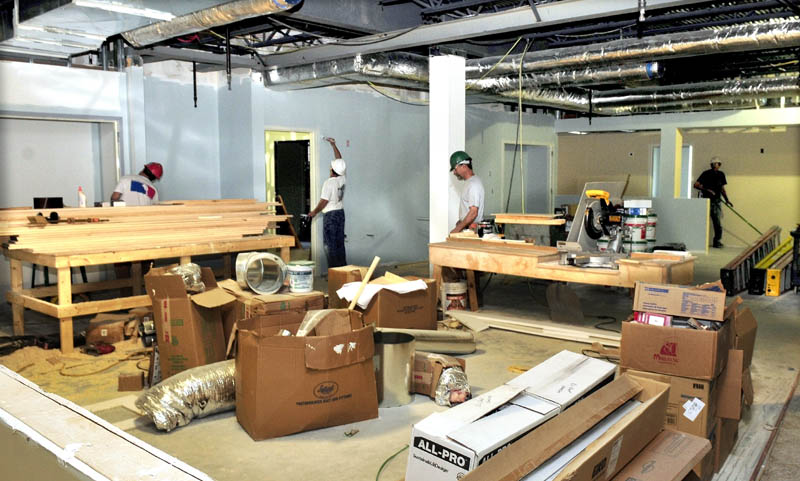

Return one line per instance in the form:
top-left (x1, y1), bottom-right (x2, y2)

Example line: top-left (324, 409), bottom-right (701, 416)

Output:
top-left (494, 213), bottom-right (566, 225)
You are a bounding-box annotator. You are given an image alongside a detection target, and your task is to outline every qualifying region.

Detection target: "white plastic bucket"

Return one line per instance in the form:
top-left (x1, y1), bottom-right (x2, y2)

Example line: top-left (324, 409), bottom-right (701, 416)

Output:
top-left (597, 236), bottom-right (610, 252)
top-left (646, 213), bottom-right (657, 241)
top-left (287, 261), bottom-right (314, 293)
top-left (630, 241), bottom-right (649, 253)
top-left (624, 215), bottom-right (647, 242)
top-left (647, 239), bottom-right (656, 252)
top-left (443, 281), bottom-right (468, 311)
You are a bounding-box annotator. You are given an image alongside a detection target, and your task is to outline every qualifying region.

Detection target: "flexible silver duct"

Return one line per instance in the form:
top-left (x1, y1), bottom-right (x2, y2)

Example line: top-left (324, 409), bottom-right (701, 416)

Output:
top-left (135, 359), bottom-right (235, 432)
top-left (466, 20), bottom-right (800, 78)
top-left (493, 88), bottom-right (591, 112)
top-left (123, 0), bottom-right (302, 48)
top-left (467, 62), bottom-right (662, 92)
top-left (597, 98), bottom-right (769, 115)
top-left (264, 52), bottom-right (429, 90)
top-left (593, 76), bottom-right (800, 106)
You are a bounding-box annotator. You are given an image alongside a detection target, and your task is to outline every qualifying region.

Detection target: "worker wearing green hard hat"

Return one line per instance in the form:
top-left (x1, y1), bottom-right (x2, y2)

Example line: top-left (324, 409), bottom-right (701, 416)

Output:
top-left (449, 150), bottom-right (485, 234)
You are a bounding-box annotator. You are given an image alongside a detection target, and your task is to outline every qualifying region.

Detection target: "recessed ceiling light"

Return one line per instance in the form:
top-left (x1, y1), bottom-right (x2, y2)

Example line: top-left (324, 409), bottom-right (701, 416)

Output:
top-left (73, 0), bottom-right (176, 21)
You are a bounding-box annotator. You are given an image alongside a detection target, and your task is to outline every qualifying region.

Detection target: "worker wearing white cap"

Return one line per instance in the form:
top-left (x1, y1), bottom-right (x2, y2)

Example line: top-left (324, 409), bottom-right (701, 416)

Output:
top-left (694, 156), bottom-right (732, 248)
top-left (308, 137), bottom-right (347, 267)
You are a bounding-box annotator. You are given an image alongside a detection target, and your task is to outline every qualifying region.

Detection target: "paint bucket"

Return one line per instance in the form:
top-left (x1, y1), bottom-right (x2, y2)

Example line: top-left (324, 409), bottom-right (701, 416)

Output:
top-left (646, 212), bottom-right (657, 241)
top-left (624, 215), bottom-right (647, 243)
top-left (287, 261), bottom-right (314, 293)
top-left (597, 236), bottom-right (610, 252)
top-left (235, 252), bottom-right (286, 295)
top-left (631, 241), bottom-right (649, 253)
top-left (373, 331), bottom-right (415, 408)
top-left (647, 239), bottom-right (656, 252)
top-left (443, 281), bottom-right (468, 311)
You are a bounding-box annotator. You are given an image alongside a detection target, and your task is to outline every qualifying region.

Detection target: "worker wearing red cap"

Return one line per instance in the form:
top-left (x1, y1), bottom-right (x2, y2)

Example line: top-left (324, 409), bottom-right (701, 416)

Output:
top-left (111, 162), bottom-right (163, 206)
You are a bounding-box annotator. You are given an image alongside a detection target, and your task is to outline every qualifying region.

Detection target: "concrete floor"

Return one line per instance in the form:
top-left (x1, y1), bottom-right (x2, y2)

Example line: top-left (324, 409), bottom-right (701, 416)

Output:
top-left (1, 247), bottom-right (798, 481)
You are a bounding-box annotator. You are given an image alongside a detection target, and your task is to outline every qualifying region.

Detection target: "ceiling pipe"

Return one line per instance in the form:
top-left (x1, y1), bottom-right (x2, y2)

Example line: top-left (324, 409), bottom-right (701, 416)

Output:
top-left (122, 0), bottom-right (302, 48)
top-left (466, 19), bottom-right (800, 78)
top-left (596, 98), bottom-right (771, 115)
top-left (467, 62), bottom-right (663, 92)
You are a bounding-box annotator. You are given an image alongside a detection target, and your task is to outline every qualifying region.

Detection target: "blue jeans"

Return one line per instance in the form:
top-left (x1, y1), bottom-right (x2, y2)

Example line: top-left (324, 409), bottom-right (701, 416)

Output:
top-left (323, 209), bottom-right (346, 268)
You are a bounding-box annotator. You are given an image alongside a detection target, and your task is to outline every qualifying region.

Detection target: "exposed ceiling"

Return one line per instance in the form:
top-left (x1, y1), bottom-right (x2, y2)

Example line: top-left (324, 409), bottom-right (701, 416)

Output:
top-left (1, 0), bottom-right (798, 116)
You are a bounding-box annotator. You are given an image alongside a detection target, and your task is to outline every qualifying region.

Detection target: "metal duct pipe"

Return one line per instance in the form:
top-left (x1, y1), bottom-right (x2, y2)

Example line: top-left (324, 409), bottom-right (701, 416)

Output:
top-left (596, 98), bottom-right (769, 115)
top-left (264, 52), bottom-right (429, 91)
top-left (467, 62), bottom-right (662, 92)
top-left (593, 76), bottom-right (800, 106)
top-left (493, 88), bottom-right (590, 112)
top-left (122, 0), bottom-right (302, 48)
top-left (466, 20), bottom-right (800, 78)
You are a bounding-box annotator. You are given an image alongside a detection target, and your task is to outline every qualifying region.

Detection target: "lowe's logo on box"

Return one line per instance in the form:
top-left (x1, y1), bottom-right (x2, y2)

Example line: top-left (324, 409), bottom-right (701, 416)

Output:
top-left (414, 437), bottom-right (471, 470)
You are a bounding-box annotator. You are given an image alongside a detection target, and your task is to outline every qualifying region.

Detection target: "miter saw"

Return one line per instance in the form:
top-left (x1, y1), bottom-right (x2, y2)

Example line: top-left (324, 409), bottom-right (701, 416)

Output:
top-left (562, 181), bottom-right (629, 268)
top-left (582, 190), bottom-right (625, 252)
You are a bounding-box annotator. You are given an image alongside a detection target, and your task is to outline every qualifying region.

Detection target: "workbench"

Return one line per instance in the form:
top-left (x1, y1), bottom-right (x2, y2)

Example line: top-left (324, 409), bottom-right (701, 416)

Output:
top-left (1, 200), bottom-right (295, 353)
top-left (429, 238), bottom-right (694, 310)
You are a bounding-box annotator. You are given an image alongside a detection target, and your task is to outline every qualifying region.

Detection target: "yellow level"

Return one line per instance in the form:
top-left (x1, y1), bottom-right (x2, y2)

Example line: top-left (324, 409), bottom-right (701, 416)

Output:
top-left (755, 237), bottom-right (793, 269)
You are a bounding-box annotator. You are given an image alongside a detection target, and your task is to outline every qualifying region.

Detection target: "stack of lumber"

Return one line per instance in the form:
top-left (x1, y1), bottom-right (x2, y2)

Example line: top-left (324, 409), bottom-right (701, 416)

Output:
top-left (0, 199), bottom-right (290, 256)
top-left (493, 213), bottom-right (566, 225)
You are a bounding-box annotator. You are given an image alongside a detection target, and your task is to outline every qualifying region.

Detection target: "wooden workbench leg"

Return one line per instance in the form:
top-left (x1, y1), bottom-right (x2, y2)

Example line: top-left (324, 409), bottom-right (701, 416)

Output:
top-left (179, 256), bottom-right (191, 265)
top-left (280, 246), bottom-right (290, 263)
top-left (223, 254), bottom-right (233, 279)
top-left (10, 259), bottom-right (24, 335)
top-left (131, 262), bottom-right (143, 296)
top-left (432, 265), bottom-right (443, 310)
top-left (57, 267), bottom-right (74, 354)
top-left (466, 270), bottom-right (479, 312)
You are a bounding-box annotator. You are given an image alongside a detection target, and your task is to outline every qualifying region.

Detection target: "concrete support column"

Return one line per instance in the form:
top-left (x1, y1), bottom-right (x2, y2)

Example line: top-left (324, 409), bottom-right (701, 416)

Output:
top-left (657, 127), bottom-right (683, 198)
top-left (429, 55), bottom-right (465, 244)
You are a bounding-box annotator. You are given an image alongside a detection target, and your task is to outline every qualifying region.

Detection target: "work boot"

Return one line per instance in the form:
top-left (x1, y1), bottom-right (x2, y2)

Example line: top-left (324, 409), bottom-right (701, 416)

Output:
top-left (713, 242), bottom-right (724, 248)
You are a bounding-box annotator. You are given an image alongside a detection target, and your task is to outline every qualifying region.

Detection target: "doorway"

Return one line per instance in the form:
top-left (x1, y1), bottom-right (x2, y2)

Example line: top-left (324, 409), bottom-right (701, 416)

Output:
top-left (274, 140), bottom-right (311, 242)
top-left (502, 143), bottom-right (552, 214)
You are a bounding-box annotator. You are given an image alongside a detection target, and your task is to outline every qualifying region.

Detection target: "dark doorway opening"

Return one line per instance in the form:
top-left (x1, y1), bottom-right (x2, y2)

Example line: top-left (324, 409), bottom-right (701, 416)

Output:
top-left (275, 140), bottom-right (311, 243)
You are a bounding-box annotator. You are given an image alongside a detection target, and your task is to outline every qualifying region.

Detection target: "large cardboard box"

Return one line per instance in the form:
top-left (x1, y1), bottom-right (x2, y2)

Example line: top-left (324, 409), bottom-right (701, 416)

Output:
top-left (235, 309), bottom-right (378, 440)
top-left (620, 319), bottom-right (731, 380)
top-left (145, 266), bottom-right (234, 379)
top-left (633, 282), bottom-right (727, 321)
top-left (692, 421), bottom-right (717, 481)
top-left (406, 351), bottom-right (616, 481)
top-left (460, 374), bottom-right (670, 481)
top-left (86, 313), bottom-right (133, 345)
top-left (620, 368), bottom-right (717, 438)
top-left (610, 429), bottom-right (711, 481)
top-left (217, 279), bottom-right (324, 345)
top-left (361, 276), bottom-right (437, 330)
top-left (328, 265), bottom-right (368, 308)
top-left (732, 307), bottom-right (758, 369)
top-left (413, 351), bottom-right (466, 398)
top-left (716, 349), bottom-right (745, 420)
top-left (715, 416), bottom-right (739, 472)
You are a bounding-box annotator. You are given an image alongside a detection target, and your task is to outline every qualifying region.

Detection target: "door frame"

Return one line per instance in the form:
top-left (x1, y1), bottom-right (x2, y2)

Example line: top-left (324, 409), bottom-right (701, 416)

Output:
top-left (264, 129), bottom-right (318, 262)
top-left (500, 141), bottom-right (554, 214)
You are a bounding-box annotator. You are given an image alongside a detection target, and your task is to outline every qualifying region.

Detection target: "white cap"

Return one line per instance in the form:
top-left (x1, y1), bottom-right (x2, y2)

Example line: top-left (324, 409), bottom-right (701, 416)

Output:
top-left (331, 158), bottom-right (346, 175)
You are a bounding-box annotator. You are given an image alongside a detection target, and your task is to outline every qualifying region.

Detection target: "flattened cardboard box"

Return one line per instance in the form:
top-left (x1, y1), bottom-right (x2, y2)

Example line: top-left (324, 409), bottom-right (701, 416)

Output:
top-left (328, 265), bottom-right (368, 309)
top-left (610, 429), bottom-right (711, 481)
top-left (620, 319), bottom-right (732, 380)
top-left (732, 306), bottom-right (757, 369)
top-left (633, 282), bottom-right (727, 321)
top-left (414, 351), bottom-right (466, 398)
top-left (460, 374), bottom-right (669, 481)
top-left (145, 266), bottom-right (234, 380)
top-left (235, 309), bottom-right (378, 440)
top-left (620, 368), bottom-right (717, 438)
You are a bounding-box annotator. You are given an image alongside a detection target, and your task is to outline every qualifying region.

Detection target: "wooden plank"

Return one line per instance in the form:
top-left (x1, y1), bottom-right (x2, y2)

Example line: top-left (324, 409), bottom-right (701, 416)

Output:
top-left (10, 258), bottom-right (24, 335)
top-left (494, 213), bottom-right (566, 225)
top-left (56, 267), bottom-right (73, 354)
top-left (5, 291), bottom-right (60, 317)
top-left (131, 262), bottom-right (143, 296)
top-left (22, 277), bottom-right (132, 298)
top-left (56, 295), bottom-right (151, 318)
top-left (465, 270), bottom-right (479, 312)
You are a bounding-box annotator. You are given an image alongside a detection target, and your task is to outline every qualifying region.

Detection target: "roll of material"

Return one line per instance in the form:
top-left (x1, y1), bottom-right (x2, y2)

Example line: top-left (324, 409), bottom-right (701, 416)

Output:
top-left (135, 359), bottom-right (235, 432)
top-left (235, 251), bottom-right (287, 295)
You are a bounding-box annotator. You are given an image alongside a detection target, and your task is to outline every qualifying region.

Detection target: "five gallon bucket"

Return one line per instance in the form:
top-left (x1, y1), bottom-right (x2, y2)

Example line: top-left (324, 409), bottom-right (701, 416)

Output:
top-left (646, 212), bottom-right (658, 252)
top-left (373, 332), bottom-right (415, 408)
top-left (235, 252), bottom-right (286, 295)
top-left (443, 281), bottom-right (468, 311)
top-left (597, 235), bottom-right (610, 252)
top-left (287, 260), bottom-right (315, 293)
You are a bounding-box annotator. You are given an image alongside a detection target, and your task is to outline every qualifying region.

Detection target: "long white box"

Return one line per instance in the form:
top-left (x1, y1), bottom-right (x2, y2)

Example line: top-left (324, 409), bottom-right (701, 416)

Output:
top-left (405, 350), bottom-right (616, 481)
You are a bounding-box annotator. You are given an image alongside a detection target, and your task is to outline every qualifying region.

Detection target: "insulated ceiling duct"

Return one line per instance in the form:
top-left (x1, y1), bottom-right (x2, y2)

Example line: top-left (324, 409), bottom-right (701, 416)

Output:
top-left (466, 19), bottom-right (800, 78)
top-left (122, 0), bottom-right (302, 48)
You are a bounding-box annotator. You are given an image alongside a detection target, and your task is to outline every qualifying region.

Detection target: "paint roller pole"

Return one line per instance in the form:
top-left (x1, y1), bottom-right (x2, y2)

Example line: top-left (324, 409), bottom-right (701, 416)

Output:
top-left (348, 256), bottom-right (381, 311)
top-left (723, 202), bottom-right (762, 236)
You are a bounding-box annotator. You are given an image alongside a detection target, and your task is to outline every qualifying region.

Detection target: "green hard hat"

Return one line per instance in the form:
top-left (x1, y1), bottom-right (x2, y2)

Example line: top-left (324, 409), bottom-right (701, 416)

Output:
top-left (450, 151), bottom-right (472, 171)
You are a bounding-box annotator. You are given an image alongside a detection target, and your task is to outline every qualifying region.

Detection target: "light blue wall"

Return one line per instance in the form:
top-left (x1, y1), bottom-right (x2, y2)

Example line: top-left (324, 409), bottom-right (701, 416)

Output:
top-left (143, 76), bottom-right (221, 200)
top-left (218, 75), bottom-right (255, 199)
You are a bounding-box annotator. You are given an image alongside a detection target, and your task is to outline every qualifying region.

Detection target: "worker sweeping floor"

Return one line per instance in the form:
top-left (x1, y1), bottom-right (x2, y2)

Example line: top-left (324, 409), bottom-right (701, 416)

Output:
top-left (0, 247), bottom-right (798, 481)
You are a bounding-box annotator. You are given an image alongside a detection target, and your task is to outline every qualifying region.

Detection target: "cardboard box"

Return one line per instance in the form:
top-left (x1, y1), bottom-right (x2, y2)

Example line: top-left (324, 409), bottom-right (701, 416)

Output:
top-left (620, 368), bottom-right (717, 438)
top-left (715, 416), bottom-right (738, 472)
top-left (145, 266), bottom-right (235, 380)
top-left (217, 279), bottom-right (324, 345)
top-left (692, 421), bottom-right (717, 481)
top-left (413, 351), bottom-right (466, 398)
top-left (716, 349), bottom-right (745, 420)
top-left (406, 351), bottom-right (616, 481)
top-left (235, 309), bottom-right (378, 440)
top-left (328, 265), bottom-right (368, 308)
top-left (633, 282), bottom-right (727, 321)
top-left (732, 307), bottom-right (757, 369)
top-left (118, 372), bottom-right (144, 391)
top-left (620, 319), bottom-right (732, 380)
top-left (86, 313), bottom-right (133, 345)
top-left (610, 429), bottom-right (711, 481)
top-left (361, 276), bottom-right (437, 330)
top-left (459, 374), bottom-right (669, 481)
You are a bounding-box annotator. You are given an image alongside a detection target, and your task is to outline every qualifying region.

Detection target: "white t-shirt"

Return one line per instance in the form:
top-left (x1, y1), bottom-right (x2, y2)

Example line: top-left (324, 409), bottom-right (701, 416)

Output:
top-left (320, 175), bottom-right (346, 213)
top-left (113, 174), bottom-right (159, 206)
top-left (460, 175), bottom-right (485, 224)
